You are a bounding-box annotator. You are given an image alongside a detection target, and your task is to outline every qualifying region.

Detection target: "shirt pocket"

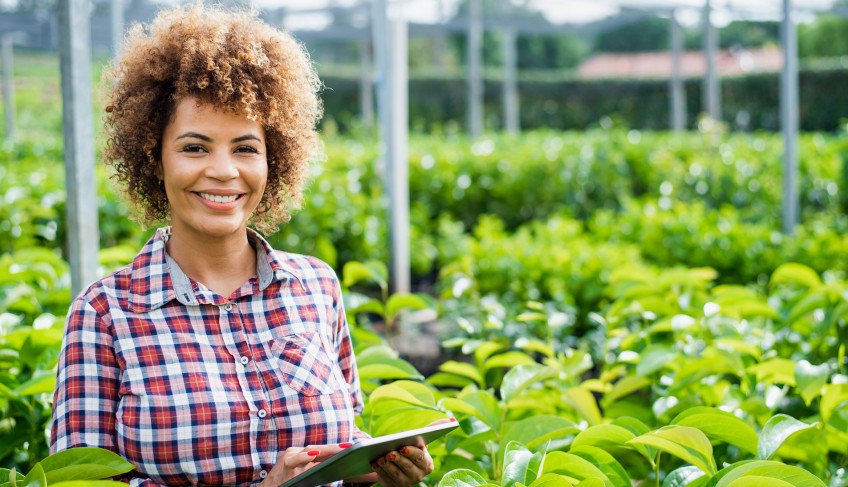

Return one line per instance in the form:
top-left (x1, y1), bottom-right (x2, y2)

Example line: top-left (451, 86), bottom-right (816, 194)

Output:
top-left (269, 332), bottom-right (341, 396)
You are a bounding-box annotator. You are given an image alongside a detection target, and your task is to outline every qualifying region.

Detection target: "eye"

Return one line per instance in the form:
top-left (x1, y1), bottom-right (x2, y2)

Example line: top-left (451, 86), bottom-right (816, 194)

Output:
top-left (180, 144), bottom-right (206, 153)
top-left (235, 145), bottom-right (260, 154)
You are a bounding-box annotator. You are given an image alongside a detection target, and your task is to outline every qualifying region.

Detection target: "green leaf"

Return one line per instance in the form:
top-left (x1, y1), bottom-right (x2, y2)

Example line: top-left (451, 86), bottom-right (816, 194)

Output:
top-left (756, 414), bottom-right (818, 461)
top-left (541, 451), bottom-right (613, 487)
top-left (502, 441), bottom-right (534, 487)
top-left (22, 463), bottom-right (45, 487)
top-left (438, 469), bottom-right (491, 487)
top-left (372, 408), bottom-right (449, 437)
top-left (662, 466), bottom-right (705, 487)
top-left (714, 461), bottom-right (825, 487)
top-left (369, 382), bottom-right (437, 410)
top-left (572, 424), bottom-right (636, 450)
top-left (770, 263), bottom-right (822, 289)
top-left (725, 477), bottom-right (793, 487)
top-left (343, 261), bottom-right (387, 291)
top-left (426, 372), bottom-right (476, 389)
top-left (527, 473), bottom-right (574, 487)
top-left (12, 373), bottom-right (56, 396)
top-left (439, 361), bottom-right (485, 388)
top-left (500, 363), bottom-right (558, 404)
top-left (358, 357), bottom-right (424, 382)
top-left (483, 351), bottom-right (535, 372)
top-left (39, 447), bottom-right (135, 482)
top-left (635, 345), bottom-right (677, 377)
top-left (563, 387), bottom-right (602, 426)
top-left (820, 384), bottom-right (848, 424)
top-left (441, 391), bottom-right (502, 431)
top-left (51, 482), bottom-right (128, 487)
top-left (601, 376), bottom-right (651, 408)
top-left (386, 293), bottom-right (430, 323)
top-left (670, 407), bottom-right (758, 454)
top-left (574, 480), bottom-right (605, 487)
top-left (785, 291), bottom-right (828, 325)
top-left (746, 358), bottom-right (796, 386)
top-left (628, 426), bottom-right (717, 476)
top-left (794, 360), bottom-right (829, 406)
top-left (503, 416), bottom-right (580, 452)
top-left (569, 446), bottom-right (631, 487)
top-left (0, 468), bottom-right (24, 485)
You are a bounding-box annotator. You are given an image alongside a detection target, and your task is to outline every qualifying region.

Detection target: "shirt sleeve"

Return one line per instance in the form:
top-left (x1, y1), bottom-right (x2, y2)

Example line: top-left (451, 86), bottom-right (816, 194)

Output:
top-left (330, 276), bottom-right (369, 440)
top-left (51, 293), bottom-right (164, 484)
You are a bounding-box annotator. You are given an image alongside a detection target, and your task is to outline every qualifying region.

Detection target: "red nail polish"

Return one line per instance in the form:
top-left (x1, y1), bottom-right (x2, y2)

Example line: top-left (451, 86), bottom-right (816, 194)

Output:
top-left (339, 442), bottom-right (353, 448)
top-left (379, 457), bottom-right (387, 465)
top-left (400, 447), bottom-right (410, 455)
top-left (389, 453), bottom-right (397, 461)
top-left (449, 418), bottom-right (457, 422)
top-left (371, 464), bottom-right (378, 470)
top-left (308, 450), bottom-right (320, 456)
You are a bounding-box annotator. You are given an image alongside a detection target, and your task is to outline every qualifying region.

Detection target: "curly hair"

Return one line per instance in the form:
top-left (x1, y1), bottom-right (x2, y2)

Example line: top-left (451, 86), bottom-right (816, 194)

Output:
top-left (102, 4), bottom-right (323, 234)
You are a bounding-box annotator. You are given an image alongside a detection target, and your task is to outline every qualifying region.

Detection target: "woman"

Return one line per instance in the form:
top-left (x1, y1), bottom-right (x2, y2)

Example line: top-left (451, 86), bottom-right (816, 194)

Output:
top-left (50, 5), bottom-right (434, 486)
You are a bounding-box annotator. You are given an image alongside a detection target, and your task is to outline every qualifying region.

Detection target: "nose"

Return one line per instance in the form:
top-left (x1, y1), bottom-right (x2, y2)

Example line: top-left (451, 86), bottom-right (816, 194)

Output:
top-left (204, 150), bottom-right (239, 181)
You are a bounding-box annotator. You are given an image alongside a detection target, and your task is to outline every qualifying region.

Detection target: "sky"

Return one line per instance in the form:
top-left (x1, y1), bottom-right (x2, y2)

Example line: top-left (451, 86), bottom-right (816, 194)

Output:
top-left (251, 0), bottom-right (838, 30)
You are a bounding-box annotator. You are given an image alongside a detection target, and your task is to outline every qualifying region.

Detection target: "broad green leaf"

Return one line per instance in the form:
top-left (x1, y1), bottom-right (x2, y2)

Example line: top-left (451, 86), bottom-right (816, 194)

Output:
top-left (438, 469), bottom-right (491, 487)
top-left (22, 463), bottom-right (45, 487)
top-left (714, 461), bottom-right (825, 487)
top-left (785, 291), bottom-right (828, 325)
top-left (569, 446), bottom-right (631, 487)
top-left (474, 342), bottom-right (506, 368)
top-left (794, 360), bottom-right (829, 406)
top-left (51, 482), bottom-right (128, 487)
top-left (670, 407), bottom-right (758, 454)
top-left (373, 408), bottom-right (450, 437)
top-left (563, 387), bottom-right (602, 426)
top-left (662, 466), bottom-right (705, 487)
top-left (500, 363), bottom-right (558, 403)
top-left (541, 451), bottom-right (613, 487)
top-left (483, 351), bottom-right (535, 372)
top-left (441, 391), bottom-right (501, 431)
top-left (39, 447), bottom-right (135, 482)
top-left (726, 477), bottom-right (793, 487)
top-left (369, 382), bottom-right (437, 409)
top-left (503, 416), bottom-right (580, 453)
top-left (756, 414), bottom-right (818, 461)
top-left (770, 263), bottom-right (822, 289)
top-left (528, 473), bottom-right (574, 487)
top-left (358, 357), bottom-right (424, 382)
top-left (746, 358), bottom-right (796, 386)
top-left (427, 372), bottom-right (476, 389)
top-left (628, 426), bottom-right (717, 476)
top-left (342, 261), bottom-right (387, 291)
top-left (574, 480), bottom-right (605, 487)
top-left (439, 361), bottom-right (485, 388)
top-left (348, 299), bottom-right (385, 317)
top-left (602, 376), bottom-right (650, 408)
top-left (502, 441), bottom-right (534, 487)
top-left (635, 345), bottom-right (676, 377)
top-left (12, 373), bottom-right (56, 396)
top-left (0, 469), bottom-right (24, 484)
top-left (572, 424), bottom-right (636, 450)
top-left (820, 384), bottom-right (848, 424)
top-left (386, 293), bottom-right (430, 323)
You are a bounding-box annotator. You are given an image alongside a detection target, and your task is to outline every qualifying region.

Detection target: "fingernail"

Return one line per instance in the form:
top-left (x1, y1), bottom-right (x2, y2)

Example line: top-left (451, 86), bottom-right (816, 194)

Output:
top-left (449, 418), bottom-right (457, 422)
top-left (400, 447), bottom-right (410, 455)
top-left (371, 464), bottom-right (378, 471)
top-left (308, 450), bottom-right (320, 456)
top-left (379, 457), bottom-right (387, 465)
top-left (339, 443), bottom-right (353, 448)
top-left (389, 453), bottom-right (397, 461)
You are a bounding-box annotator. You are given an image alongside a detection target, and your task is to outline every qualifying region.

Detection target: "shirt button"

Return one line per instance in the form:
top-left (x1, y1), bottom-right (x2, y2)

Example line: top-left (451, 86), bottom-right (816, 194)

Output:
top-left (259, 470), bottom-right (268, 479)
top-left (239, 356), bottom-right (249, 365)
top-left (222, 303), bottom-right (233, 312)
top-left (258, 409), bottom-right (267, 418)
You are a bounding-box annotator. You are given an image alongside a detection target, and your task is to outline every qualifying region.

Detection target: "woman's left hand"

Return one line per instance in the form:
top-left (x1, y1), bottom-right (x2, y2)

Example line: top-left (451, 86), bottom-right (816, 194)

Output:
top-left (370, 444), bottom-right (433, 487)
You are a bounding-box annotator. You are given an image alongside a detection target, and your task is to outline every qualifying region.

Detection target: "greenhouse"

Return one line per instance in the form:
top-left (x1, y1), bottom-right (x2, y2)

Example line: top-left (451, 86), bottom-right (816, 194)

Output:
top-left (1, 0), bottom-right (847, 486)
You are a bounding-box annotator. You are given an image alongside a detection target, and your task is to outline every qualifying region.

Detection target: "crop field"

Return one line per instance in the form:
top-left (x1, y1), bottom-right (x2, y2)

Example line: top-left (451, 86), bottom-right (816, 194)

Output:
top-left (1, 51), bottom-right (847, 486)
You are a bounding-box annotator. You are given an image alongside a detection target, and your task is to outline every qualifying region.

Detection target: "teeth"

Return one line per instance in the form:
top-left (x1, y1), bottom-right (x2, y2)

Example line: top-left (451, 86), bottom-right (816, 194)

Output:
top-left (199, 193), bottom-right (239, 203)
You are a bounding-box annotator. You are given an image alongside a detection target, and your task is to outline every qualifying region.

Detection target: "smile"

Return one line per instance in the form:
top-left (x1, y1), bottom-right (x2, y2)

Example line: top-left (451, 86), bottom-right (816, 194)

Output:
top-left (198, 193), bottom-right (241, 203)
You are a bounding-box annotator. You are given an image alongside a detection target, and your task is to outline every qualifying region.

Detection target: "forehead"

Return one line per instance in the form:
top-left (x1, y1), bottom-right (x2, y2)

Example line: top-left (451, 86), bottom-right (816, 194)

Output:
top-left (165, 97), bottom-right (264, 137)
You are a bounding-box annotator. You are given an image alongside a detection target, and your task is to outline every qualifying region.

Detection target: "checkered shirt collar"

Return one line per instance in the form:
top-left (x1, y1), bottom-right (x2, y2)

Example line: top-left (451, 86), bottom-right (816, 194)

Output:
top-left (128, 227), bottom-right (302, 311)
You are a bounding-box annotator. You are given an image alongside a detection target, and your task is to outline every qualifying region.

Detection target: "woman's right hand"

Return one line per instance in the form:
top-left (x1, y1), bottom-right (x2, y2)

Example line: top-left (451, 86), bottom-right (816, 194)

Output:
top-left (259, 444), bottom-right (348, 487)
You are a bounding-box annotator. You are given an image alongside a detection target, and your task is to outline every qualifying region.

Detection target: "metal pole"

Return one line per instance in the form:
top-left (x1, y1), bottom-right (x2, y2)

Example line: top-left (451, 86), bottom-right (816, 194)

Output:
top-left (111, 0), bottom-right (125, 57)
top-left (467, 0), bottom-right (483, 137)
top-left (360, 39), bottom-right (374, 127)
top-left (2, 33), bottom-right (15, 140)
top-left (702, 0), bottom-right (721, 121)
top-left (781, 0), bottom-right (799, 234)
top-left (387, 16), bottom-right (409, 294)
top-left (502, 29), bottom-right (518, 133)
top-left (59, 0), bottom-right (100, 297)
top-left (669, 9), bottom-right (685, 131)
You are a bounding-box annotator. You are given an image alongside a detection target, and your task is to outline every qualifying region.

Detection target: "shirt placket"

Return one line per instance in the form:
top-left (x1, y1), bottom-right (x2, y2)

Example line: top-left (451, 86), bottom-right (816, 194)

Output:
top-left (217, 300), bottom-right (275, 478)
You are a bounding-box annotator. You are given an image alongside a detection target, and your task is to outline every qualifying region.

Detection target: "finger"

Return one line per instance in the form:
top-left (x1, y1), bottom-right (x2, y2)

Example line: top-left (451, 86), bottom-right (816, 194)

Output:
top-left (300, 444), bottom-right (346, 462)
top-left (375, 454), bottom-right (415, 487)
top-left (388, 451), bottom-right (427, 481)
top-left (282, 448), bottom-right (321, 468)
top-left (399, 445), bottom-right (433, 471)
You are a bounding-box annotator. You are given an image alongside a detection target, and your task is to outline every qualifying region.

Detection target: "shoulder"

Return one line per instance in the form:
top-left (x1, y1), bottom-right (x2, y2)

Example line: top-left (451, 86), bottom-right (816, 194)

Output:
top-left (272, 250), bottom-right (341, 291)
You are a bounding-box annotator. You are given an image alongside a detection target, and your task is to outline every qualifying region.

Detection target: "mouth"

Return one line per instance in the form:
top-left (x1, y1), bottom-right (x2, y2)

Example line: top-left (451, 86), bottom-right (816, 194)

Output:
top-left (197, 192), bottom-right (243, 204)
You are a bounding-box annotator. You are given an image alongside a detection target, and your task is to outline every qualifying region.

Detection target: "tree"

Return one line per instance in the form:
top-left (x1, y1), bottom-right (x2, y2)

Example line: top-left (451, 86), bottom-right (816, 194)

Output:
top-left (798, 14), bottom-right (848, 59)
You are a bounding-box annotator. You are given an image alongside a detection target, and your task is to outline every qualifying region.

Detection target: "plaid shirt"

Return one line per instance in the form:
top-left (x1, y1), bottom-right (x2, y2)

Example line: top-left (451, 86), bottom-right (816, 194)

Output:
top-left (51, 227), bottom-right (367, 486)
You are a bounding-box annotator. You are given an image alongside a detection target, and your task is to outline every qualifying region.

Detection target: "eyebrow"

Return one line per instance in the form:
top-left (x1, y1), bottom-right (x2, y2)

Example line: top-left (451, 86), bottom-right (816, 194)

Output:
top-left (175, 132), bottom-right (263, 143)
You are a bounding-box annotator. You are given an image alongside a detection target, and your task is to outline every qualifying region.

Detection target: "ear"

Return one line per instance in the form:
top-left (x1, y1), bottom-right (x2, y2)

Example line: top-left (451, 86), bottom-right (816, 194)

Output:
top-left (154, 162), bottom-right (164, 181)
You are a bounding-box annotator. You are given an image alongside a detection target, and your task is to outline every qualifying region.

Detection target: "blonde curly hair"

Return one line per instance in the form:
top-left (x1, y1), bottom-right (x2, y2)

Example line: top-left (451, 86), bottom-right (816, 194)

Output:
top-left (102, 3), bottom-right (323, 234)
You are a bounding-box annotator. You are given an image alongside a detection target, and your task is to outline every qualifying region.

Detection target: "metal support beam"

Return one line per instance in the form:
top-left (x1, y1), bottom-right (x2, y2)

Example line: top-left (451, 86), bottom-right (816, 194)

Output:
top-left (669, 9), bottom-right (685, 131)
top-left (2, 34), bottom-right (14, 140)
top-left (372, 0), bottom-right (410, 294)
top-left (467, 0), bottom-right (483, 137)
top-left (702, 0), bottom-right (721, 121)
top-left (501, 29), bottom-right (518, 133)
top-left (111, 0), bottom-right (125, 57)
top-left (781, 0), bottom-right (799, 234)
top-left (59, 0), bottom-right (99, 297)
top-left (360, 39), bottom-right (374, 127)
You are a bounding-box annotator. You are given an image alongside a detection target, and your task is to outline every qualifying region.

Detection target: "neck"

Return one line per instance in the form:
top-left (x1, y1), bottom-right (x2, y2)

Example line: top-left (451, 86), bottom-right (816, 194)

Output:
top-left (165, 226), bottom-right (258, 298)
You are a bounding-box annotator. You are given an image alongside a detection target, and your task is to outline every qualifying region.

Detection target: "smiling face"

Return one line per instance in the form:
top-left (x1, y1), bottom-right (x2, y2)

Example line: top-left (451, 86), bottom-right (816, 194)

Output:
top-left (159, 97), bottom-right (268, 241)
